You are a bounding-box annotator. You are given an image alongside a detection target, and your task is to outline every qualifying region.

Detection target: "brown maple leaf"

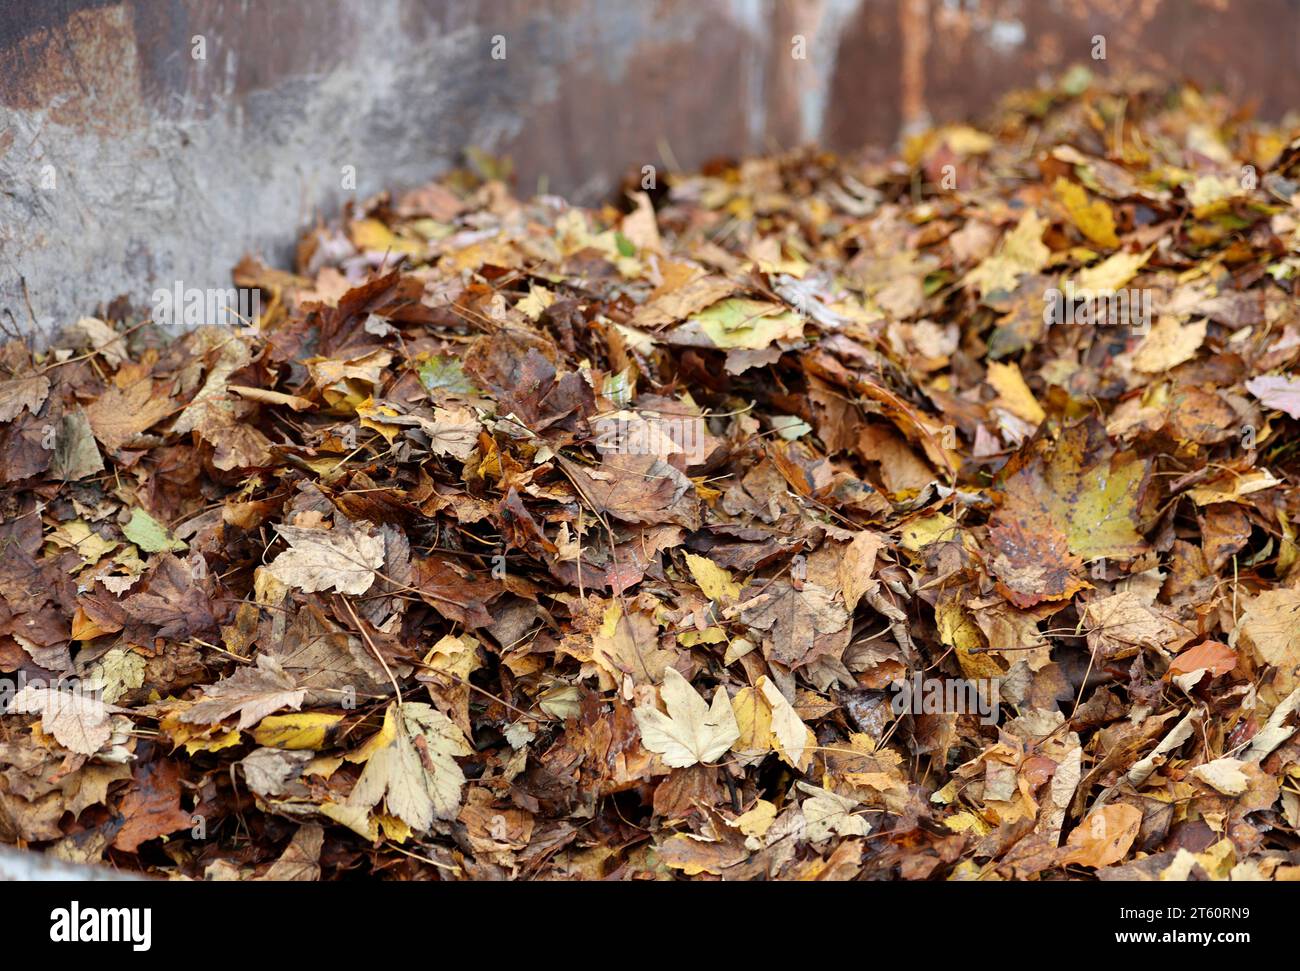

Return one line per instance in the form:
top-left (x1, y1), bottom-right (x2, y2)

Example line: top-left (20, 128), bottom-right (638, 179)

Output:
top-left (112, 758), bottom-right (194, 853)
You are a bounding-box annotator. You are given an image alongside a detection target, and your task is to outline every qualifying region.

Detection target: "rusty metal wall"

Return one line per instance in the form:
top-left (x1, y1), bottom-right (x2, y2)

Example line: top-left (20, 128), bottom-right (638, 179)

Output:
top-left (1, 0), bottom-right (1298, 340)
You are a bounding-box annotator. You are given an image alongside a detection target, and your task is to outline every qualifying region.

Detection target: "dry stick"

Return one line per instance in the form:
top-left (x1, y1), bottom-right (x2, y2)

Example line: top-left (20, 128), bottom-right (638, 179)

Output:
top-left (411, 657), bottom-right (551, 723)
top-left (384, 840), bottom-right (459, 873)
top-left (264, 518), bottom-right (559, 720)
top-left (553, 455), bottom-right (651, 681)
top-left (340, 595), bottom-right (403, 705)
top-left (575, 505), bottom-right (586, 604)
top-left (554, 456), bottom-right (618, 554)
top-left (1068, 643), bottom-right (1098, 727)
top-left (189, 637), bottom-right (253, 665)
top-left (262, 527), bottom-right (477, 613)
top-left (37, 319), bottom-right (152, 373)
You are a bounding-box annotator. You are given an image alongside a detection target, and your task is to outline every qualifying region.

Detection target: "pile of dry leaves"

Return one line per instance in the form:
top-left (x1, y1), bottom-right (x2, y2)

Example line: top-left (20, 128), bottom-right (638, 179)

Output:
top-left (6, 70), bottom-right (1300, 880)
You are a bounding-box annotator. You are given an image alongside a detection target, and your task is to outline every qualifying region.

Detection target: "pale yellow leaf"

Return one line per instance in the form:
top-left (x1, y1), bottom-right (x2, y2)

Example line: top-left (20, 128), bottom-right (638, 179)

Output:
top-left (633, 667), bottom-right (740, 768)
top-left (684, 552), bottom-right (740, 602)
top-left (12, 685), bottom-right (126, 755)
top-left (347, 702), bottom-right (472, 833)
top-left (267, 522), bottom-right (384, 595)
top-left (1132, 316), bottom-right (1206, 373)
top-left (987, 360), bottom-right (1045, 424)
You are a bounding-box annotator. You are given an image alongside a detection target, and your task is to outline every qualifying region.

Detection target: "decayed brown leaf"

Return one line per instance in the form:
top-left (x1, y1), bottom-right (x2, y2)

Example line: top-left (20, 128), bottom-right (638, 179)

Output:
top-left (179, 656), bottom-right (307, 730)
top-left (112, 759), bottom-right (194, 853)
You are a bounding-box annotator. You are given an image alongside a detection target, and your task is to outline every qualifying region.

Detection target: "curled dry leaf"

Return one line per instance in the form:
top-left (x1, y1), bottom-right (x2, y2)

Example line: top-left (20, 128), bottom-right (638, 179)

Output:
top-left (11, 684), bottom-right (127, 756)
top-left (179, 655), bottom-right (307, 730)
top-left (267, 522), bottom-right (385, 595)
